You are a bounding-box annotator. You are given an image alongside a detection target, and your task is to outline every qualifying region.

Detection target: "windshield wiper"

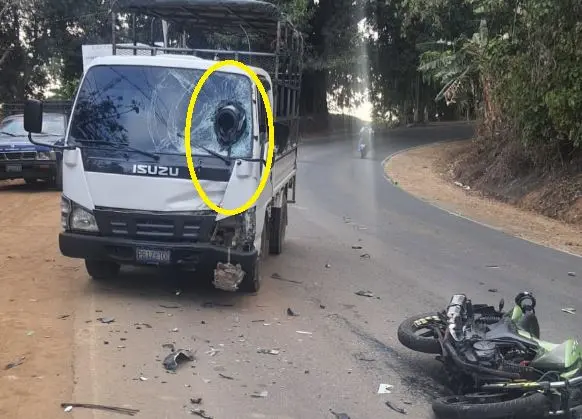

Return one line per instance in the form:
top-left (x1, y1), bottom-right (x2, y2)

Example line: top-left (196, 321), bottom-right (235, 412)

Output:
top-left (0, 131), bottom-right (17, 137)
top-left (72, 139), bottom-right (160, 161)
top-left (196, 145), bottom-right (231, 165)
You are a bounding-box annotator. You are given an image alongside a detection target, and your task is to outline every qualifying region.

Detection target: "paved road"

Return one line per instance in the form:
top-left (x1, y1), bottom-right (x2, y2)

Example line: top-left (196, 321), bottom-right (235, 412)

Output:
top-left (71, 123), bottom-right (582, 419)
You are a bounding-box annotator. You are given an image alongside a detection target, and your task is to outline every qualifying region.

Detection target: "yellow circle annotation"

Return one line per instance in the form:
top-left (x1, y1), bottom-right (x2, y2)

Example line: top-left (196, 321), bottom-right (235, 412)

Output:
top-left (184, 59), bottom-right (275, 217)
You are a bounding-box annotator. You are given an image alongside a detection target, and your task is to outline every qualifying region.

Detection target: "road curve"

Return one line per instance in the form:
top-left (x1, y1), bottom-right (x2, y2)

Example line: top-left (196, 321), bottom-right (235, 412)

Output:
top-left (70, 123), bottom-right (582, 419)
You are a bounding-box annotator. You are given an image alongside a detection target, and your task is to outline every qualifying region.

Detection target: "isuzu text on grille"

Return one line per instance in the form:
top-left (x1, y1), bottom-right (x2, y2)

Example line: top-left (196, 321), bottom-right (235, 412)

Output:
top-left (132, 164), bottom-right (179, 177)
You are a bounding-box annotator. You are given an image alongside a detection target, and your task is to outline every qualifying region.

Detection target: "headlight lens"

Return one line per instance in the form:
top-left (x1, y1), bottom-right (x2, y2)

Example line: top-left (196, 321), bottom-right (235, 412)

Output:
top-left (70, 205), bottom-right (98, 232)
top-left (61, 196), bottom-right (71, 230)
top-left (36, 151), bottom-right (55, 160)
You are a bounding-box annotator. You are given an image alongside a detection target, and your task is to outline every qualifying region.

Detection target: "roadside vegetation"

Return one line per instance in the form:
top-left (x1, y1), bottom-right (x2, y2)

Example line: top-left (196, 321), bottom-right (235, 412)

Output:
top-left (0, 0), bottom-right (579, 220)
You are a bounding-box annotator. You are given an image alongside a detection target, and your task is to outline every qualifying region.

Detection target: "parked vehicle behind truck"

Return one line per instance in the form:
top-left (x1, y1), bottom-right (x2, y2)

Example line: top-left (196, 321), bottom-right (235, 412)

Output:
top-left (0, 101), bottom-right (71, 189)
top-left (23, 0), bottom-right (303, 293)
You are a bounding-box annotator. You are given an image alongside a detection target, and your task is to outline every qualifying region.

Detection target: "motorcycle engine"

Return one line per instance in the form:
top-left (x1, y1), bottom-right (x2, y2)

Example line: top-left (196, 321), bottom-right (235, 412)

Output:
top-left (469, 341), bottom-right (499, 367)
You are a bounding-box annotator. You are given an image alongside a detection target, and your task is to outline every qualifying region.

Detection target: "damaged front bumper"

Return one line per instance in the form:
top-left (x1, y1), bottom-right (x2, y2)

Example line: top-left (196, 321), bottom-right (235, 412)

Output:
top-left (59, 232), bottom-right (258, 272)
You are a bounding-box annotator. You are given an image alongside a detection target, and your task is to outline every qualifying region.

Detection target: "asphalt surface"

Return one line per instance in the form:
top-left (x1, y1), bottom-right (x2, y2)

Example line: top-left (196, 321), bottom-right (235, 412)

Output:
top-left (71, 123), bottom-right (582, 419)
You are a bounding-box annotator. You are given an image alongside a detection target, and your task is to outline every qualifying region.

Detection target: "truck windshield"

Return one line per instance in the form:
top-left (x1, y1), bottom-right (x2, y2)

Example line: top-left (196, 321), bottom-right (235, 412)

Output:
top-left (68, 64), bottom-right (253, 159)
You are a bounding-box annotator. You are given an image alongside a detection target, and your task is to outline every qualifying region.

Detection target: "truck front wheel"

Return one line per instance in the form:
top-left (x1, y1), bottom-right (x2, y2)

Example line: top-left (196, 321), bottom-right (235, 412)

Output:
top-left (239, 214), bottom-right (269, 293)
top-left (269, 191), bottom-right (288, 255)
top-left (85, 259), bottom-right (120, 280)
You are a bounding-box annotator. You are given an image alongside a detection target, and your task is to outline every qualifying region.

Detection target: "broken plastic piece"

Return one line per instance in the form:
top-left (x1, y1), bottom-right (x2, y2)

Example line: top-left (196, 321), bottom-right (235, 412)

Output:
top-left (355, 290), bottom-right (374, 298)
top-left (250, 390), bottom-right (268, 398)
top-left (162, 349), bottom-right (194, 371)
top-left (378, 383), bottom-right (393, 394)
top-left (97, 317), bottom-right (115, 324)
top-left (213, 262), bottom-right (245, 292)
top-left (191, 408), bottom-right (213, 418)
top-left (562, 307), bottom-right (576, 315)
top-left (257, 349), bottom-right (280, 355)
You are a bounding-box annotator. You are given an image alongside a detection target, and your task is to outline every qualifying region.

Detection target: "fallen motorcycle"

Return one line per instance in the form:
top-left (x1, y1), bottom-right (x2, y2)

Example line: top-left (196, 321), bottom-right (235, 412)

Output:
top-left (397, 292), bottom-right (582, 418)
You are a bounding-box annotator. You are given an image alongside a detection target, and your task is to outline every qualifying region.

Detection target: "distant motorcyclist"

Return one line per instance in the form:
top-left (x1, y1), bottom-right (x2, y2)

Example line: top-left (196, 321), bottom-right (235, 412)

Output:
top-left (358, 125), bottom-right (374, 157)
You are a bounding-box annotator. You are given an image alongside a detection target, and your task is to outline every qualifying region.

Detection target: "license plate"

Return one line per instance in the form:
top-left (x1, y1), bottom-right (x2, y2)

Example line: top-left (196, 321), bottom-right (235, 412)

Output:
top-left (135, 247), bottom-right (171, 264)
top-left (6, 164), bottom-right (22, 172)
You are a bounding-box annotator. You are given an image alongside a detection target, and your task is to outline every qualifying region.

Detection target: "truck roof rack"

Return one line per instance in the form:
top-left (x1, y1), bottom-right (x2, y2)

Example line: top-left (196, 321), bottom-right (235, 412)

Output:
top-left (116, 0), bottom-right (283, 34)
top-left (111, 0), bottom-right (303, 127)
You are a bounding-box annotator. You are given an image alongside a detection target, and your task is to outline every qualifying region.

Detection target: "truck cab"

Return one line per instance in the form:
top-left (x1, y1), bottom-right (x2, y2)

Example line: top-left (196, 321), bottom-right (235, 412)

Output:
top-left (23, 0), bottom-right (302, 294)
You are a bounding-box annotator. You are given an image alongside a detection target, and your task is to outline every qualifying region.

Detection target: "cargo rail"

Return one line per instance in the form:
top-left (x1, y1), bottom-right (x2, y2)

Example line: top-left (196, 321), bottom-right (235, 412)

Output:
top-left (110, 0), bottom-right (303, 151)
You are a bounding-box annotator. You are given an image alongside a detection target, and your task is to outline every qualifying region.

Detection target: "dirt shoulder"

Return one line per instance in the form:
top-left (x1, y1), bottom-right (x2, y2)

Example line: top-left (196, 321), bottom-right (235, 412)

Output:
top-left (384, 140), bottom-right (582, 257)
top-left (0, 180), bottom-right (82, 419)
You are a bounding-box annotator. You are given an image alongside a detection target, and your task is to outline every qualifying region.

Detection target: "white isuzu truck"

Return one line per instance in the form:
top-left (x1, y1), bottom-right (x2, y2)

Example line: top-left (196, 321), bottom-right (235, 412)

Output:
top-left (23, 0), bottom-right (303, 293)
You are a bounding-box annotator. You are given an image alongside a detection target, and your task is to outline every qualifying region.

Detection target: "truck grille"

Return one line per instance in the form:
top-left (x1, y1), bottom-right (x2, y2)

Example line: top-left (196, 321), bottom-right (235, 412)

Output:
top-left (0, 151), bottom-right (36, 160)
top-left (94, 208), bottom-right (215, 242)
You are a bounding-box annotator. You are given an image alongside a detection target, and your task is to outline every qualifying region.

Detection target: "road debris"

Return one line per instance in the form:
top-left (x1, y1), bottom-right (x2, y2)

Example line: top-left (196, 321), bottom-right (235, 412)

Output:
top-left (219, 373), bottom-right (234, 380)
top-left (162, 343), bottom-right (175, 351)
top-left (159, 303), bottom-right (182, 309)
top-left (378, 383), bottom-right (393, 394)
top-left (562, 307), bottom-right (576, 315)
top-left (355, 290), bottom-right (374, 298)
top-left (139, 376), bottom-right (148, 381)
top-left (191, 408), bottom-right (213, 418)
top-left (57, 314), bottom-right (70, 320)
top-left (351, 245), bottom-right (363, 250)
top-left (97, 317), bottom-right (115, 324)
top-left (485, 265), bottom-right (499, 268)
top-left (296, 330), bottom-right (313, 335)
top-left (190, 398), bottom-right (202, 404)
top-left (60, 403), bottom-right (139, 416)
top-left (488, 288), bottom-right (498, 293)
top-left (360, 253), bottom-right (371, 259)
top-left (325, 263), bottom-right (331, 268)
top-left (213, 262), bottom-right (245, 292)
top-left (202, 301), bottom-right (234, 308)
top-left (250, 390), bottom-right (268, 398)
top-left (257, 349), bottom-right (280, 355)
top-left (287, 307), bottom-right (299, 316)
top-left (568, 272), bottom-right (576, 277)
top-left (134, 322), bottom-right (152, 328)
top-left (5, 356), bottom-right (25, 370)
top-left (271, 272), bottom-right (303, 284)
top-left (205, 348), bottom-right (221, 357)
top-left (385, 401), bottom-right (407, 415)
top-left (330, 410), bottom-right (351, 419)
top-left (171, 328), bottom-right (179, 332)
top-left (162, 349), bottom-right (195, 371)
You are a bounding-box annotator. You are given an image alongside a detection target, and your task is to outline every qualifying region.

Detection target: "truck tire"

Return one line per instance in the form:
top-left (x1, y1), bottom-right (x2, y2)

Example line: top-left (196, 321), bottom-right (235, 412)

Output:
top-left (85, 259), bottom-right (120, 280)
top-left (269, 191), bottom-right (287, 255)
top-left (239, 214), bottom-right (269, 293)
top-left (49, 161), bottom-right (63, 191)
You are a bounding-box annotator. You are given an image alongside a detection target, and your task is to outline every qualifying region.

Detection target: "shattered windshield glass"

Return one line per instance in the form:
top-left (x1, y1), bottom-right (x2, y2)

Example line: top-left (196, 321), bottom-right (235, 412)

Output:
top-left (68, 64), bottom-right (253, 159)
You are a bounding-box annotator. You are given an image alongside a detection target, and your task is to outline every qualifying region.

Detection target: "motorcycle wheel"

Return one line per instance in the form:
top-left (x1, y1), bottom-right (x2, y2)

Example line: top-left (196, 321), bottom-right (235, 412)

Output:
top-left (432, 391), bottom-right (550, 419)
top-left (397, 312), bottom-right (443, 354)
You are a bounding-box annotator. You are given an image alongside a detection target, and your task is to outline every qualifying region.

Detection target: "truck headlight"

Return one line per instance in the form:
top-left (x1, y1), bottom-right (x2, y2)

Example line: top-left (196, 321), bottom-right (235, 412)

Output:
top-left (61, 195), bottom-right (71, 230)
top-left (36, 151), bottom-right (56, 160)
top-left (71, 204), bottom-right (98, 232)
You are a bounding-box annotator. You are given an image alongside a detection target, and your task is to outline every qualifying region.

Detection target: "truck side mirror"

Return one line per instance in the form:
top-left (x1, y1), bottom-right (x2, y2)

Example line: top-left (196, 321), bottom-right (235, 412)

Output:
top-left (24, 99), bottom-right (43, 134)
